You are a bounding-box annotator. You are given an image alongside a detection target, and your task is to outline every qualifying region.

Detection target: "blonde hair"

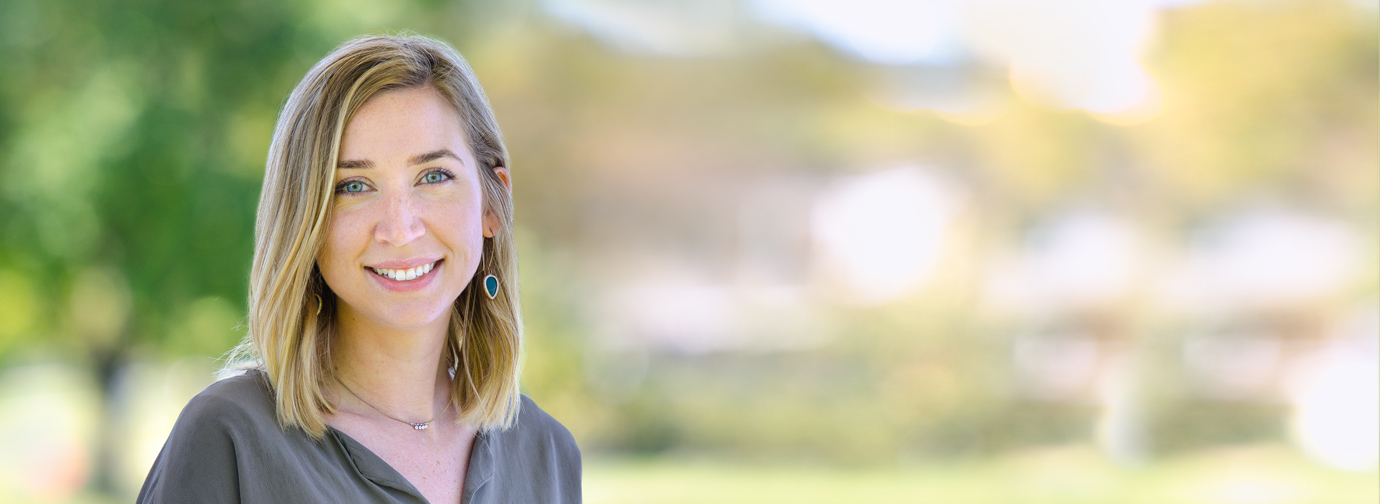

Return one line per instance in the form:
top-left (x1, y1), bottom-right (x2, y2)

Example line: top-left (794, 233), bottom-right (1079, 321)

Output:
top-left (225, 33), bottom-right (523, 438)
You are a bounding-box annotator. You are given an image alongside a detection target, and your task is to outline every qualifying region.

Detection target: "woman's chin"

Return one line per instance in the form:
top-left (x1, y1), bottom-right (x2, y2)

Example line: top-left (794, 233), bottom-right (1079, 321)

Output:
top-left (340, 299), bottom-right (455, 333)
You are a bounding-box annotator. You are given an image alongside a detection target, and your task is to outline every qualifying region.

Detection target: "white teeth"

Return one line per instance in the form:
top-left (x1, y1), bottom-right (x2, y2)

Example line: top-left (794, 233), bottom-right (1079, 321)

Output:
top-left (371, 261), bottom-right (438, 281)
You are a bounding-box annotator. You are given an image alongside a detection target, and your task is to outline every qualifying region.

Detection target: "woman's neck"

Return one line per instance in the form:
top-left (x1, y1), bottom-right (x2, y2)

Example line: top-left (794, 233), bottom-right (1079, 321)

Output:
top-left (329, 303), bottom-right (452, 422)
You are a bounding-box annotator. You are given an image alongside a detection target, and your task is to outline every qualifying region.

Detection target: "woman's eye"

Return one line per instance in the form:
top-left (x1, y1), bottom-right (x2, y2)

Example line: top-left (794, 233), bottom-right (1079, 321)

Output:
top-left (421, 170), bottom-right (453, 184)
top-left (337, 180), bottom-right (369, 194)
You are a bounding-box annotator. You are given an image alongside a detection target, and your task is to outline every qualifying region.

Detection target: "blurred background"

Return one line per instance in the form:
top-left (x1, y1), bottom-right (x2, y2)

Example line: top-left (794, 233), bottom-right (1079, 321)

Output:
top-left (0, 0), bottom-right (1376, 502)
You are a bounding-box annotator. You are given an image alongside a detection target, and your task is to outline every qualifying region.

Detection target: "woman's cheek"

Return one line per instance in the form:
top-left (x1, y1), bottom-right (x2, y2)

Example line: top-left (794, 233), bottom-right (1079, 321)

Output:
top-left (321, 213), bottom-right (367, 276)
top-left (432, 202), bottom-right (485, 269)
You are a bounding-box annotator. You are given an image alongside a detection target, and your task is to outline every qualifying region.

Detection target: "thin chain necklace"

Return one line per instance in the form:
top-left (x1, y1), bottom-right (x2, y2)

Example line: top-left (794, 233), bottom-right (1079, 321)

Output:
top-left (332, 372), bottom-right (454, 431)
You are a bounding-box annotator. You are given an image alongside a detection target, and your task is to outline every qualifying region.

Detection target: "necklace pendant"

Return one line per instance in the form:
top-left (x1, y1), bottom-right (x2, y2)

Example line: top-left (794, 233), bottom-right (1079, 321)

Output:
top-left (411, 422), bottom-right (429, 430)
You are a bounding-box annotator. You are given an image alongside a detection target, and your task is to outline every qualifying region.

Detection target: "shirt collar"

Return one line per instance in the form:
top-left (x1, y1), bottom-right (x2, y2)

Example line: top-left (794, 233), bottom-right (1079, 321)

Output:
top-left (329, 427), bottom-right (419, 496)
top-left (328, 425), bottom-right (496, 503)
top-left (460, 428), bottom-right (495, 504)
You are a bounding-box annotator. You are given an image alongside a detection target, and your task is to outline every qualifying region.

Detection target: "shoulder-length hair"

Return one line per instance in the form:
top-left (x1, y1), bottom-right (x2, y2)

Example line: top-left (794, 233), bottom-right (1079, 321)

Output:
top-left (226, 33), bottom-right (522, 438)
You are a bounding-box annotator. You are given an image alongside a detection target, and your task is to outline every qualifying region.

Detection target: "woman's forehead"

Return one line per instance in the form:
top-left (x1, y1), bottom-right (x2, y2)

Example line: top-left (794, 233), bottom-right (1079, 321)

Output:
top-left (338, 86), bottom-right (471, 164)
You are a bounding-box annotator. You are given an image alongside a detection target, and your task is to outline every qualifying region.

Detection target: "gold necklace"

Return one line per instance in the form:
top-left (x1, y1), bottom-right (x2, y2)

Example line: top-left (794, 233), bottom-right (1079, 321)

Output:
top-left (332, 372), bottom-right (453, 431)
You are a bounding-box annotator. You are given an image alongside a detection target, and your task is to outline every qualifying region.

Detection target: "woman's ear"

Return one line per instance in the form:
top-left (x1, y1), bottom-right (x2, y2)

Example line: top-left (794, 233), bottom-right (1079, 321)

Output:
top-left (492, 165), bottom-right (511, 192)
top-left (483, 211), bottom-right (498, 238)
top-left (483, 166), bottom-right (511, 238)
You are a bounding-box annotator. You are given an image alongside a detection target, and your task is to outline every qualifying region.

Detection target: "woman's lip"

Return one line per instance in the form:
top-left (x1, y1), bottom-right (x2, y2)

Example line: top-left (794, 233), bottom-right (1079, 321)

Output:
top-left (369, 261), bottom-right (442, 292)
top-left (365, 257), bottom-right (443, 270)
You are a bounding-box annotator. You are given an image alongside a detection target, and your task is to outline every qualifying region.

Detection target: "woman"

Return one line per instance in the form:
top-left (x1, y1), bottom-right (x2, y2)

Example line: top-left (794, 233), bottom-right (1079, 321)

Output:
top-left (138, 34), bottom-right (581, 503)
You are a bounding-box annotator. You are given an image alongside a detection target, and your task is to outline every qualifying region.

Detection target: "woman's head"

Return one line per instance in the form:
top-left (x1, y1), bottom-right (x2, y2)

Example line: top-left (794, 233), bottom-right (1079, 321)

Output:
top-left (233, 33), bottom-right (523, 438)
top-left (322, 84), bottom-right (498, 335)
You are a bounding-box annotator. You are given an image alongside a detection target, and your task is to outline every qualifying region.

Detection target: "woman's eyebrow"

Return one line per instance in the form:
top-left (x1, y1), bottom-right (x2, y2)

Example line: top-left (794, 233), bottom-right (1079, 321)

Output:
top-left (408, 149), bottom-right (461, 166)
top-left (335, 149), bottom-right (459, 170)
top-left (337, 158), bottom-right (373, 169)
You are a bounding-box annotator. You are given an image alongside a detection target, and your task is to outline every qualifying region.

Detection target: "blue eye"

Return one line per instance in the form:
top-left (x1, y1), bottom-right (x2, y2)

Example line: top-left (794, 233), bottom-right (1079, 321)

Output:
top-left (422, 170), bottom-right (453, 184)
top-left (335, 179), bottom-right (370, 194)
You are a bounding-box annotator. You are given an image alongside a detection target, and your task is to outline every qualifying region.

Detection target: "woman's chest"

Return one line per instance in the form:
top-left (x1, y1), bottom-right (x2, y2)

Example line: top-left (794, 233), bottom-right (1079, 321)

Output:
top-left (332, 419), bottom-right (479, 503)
top-left (382, 447), bottom-right (470, 504)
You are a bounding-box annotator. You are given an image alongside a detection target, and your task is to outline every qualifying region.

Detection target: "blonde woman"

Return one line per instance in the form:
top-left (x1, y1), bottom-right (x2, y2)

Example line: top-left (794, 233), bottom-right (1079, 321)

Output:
top-left (138, 34), bottom-right (580, 503)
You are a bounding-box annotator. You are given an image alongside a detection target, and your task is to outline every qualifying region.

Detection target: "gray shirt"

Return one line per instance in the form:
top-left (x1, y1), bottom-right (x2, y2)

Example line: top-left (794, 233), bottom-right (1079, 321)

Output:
top-left (137, 370), bottom-right (581, 503)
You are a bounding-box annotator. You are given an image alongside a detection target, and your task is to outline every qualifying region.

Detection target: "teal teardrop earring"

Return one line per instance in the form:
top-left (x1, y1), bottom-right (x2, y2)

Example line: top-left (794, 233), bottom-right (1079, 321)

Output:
top-left (483, 274), bottom-right (499, 299)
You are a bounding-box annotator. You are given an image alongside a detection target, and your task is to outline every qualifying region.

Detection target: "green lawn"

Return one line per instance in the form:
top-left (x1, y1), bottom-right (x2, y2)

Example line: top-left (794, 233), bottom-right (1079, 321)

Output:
top-left (585, 445), bottom-right (1377, 504)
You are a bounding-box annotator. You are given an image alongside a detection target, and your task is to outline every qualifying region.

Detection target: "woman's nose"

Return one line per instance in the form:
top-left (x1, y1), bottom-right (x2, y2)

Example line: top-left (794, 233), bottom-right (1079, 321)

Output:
top-left (375, 191), bottom-right (425, 246)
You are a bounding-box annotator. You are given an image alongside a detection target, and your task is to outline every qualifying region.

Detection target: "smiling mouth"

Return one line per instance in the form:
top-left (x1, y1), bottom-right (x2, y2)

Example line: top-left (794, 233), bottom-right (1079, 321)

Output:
top-left (368, 260), bottom-right (441, 281)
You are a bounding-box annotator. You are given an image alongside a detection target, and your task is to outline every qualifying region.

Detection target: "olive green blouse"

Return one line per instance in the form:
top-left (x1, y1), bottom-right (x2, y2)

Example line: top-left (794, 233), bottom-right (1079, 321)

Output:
top-left (137, 370), bottom-right (581, 503)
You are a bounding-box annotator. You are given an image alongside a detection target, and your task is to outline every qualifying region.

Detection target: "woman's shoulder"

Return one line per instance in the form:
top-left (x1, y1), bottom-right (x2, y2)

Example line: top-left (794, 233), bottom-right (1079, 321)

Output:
top-left (137, 370), bottom-right (280, 503)
top-left (150, 368), bottom-right (288, 456)
top-left (484, 393), bottom-right (581, 463)
top-left (175, 369), bottom-right (278, 434)
top-left (509, 394), bottom-right (578, 447)
top-left (472, 394), bottom-right (581, 502)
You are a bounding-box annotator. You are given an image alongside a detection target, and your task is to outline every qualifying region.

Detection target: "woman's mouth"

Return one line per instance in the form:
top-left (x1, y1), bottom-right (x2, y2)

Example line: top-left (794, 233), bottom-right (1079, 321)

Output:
top-left (368, 260), bottom-right (441, 282)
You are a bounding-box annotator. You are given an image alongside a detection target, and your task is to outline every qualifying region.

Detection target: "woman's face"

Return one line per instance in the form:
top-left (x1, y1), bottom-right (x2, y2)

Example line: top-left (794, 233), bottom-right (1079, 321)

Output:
top-left (318, 85), bottom-right (508, 332)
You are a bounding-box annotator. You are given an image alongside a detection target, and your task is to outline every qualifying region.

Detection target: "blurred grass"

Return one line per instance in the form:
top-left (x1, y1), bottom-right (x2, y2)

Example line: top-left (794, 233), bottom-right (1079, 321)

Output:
top-left (8, 439), bottom-right (1375, 503)
top-left (585, 445), bottom-right (1377, 504)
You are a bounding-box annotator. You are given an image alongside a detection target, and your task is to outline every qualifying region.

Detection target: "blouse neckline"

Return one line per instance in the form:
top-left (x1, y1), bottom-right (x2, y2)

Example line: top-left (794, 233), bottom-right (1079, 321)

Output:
top-left (326, 422), bottom-right (495, 503)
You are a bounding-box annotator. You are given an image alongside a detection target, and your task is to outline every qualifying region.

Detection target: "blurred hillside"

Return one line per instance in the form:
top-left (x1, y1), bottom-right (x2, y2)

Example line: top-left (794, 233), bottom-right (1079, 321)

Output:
top-left (0, 0), bottom-right (1375, 502)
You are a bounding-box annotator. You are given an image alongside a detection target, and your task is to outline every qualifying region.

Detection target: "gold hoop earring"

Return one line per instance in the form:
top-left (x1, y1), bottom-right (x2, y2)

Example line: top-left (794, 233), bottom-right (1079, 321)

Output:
top-left (314, 293), bottom-right (323, 316)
